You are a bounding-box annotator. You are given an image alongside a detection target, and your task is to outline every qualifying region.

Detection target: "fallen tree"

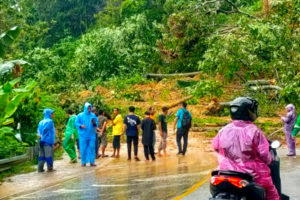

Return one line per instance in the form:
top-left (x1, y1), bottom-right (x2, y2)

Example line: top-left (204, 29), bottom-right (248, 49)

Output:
top-left (250, 85), bottom-right (282, 91)
top-left (245, 79), bottom-right (276, 86)
top-left (164, 95), bottom-right (194, 109)
top-left (146, 72), bottom-right (200, 79)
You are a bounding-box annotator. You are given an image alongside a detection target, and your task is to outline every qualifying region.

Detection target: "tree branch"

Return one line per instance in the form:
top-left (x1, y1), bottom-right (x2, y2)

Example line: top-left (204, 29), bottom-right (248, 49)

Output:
top-left (223, 0), bottom-right (256, 18)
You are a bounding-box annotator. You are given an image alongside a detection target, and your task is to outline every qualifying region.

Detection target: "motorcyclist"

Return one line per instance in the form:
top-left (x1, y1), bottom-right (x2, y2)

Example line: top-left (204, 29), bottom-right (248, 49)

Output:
top-left (212, 97), bottom-right (280, 200)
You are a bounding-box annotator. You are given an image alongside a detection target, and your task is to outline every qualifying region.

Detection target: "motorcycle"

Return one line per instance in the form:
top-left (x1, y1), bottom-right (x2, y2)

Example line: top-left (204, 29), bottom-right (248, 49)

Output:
top-left (209, 140), bottom-right (289, 200)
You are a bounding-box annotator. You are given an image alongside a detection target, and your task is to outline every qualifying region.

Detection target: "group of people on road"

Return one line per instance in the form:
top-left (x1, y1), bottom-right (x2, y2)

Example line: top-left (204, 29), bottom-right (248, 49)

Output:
top-left (36, 96), bottom-right (300, 200)
top-left (37, 102), bottom-right (192, 172)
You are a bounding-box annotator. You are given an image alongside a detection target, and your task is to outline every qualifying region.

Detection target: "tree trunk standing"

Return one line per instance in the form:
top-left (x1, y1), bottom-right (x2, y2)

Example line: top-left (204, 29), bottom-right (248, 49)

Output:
top-left (263, 0), bottom-right (270, 14)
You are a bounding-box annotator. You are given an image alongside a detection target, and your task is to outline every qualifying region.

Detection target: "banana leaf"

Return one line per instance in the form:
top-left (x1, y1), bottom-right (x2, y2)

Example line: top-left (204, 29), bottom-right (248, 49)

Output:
top-left (0, 60), bottom-right (29, 75)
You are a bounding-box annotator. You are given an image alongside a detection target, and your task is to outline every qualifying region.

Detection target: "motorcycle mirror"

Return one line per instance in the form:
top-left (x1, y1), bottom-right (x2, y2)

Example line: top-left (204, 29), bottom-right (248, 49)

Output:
top-left (271, 140), bottom-right (281, 149)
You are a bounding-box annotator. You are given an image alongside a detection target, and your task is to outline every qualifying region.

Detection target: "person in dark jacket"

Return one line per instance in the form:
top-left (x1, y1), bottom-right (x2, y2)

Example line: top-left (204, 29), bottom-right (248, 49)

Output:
top-left (141, 111), bottom-right (156, 161)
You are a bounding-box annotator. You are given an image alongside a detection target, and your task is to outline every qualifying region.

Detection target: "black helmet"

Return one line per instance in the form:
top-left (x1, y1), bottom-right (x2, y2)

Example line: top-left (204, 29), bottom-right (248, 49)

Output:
top-left (230, 97), bottom-right (258, 122)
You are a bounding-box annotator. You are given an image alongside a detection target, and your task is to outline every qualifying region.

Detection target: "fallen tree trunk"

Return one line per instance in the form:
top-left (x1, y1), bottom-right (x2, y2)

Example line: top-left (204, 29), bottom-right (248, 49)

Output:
top-left (250, 85), bottom-right (282, 91)
top-left (245, 79), bottom-right (275, 86)
top-left (146, 72), bottom-right (200, 79)
top-left (165, 95), bottom-right (194, 109)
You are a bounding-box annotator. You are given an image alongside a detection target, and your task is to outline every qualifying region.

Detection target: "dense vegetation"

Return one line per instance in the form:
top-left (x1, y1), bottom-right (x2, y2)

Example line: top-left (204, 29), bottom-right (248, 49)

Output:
top-left (0, 0), bottom-right (299, 158)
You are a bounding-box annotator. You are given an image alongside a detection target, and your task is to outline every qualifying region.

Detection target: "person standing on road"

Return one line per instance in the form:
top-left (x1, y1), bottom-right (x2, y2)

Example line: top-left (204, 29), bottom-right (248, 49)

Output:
top-left (173, 102), bottom-right (192, 156)
top-left (37, 109), bottom-right (56, 172)
top-left (92, 107), bottom-right (100, 159)
top-left (123, 106), bottom-right (141, 161)
top-left (111, 108), bottom-right (123, 158)
top-left (158, 107), bottom-right (169, 157)
top-left (96, 110), bottom-right (108, 158)
top-left (141, 111), bottom-right (156, 161)
top-left (75, 102), bottom-right (98, 167)
top-left (63, 109), bottom-right (78, 163)
top-left (149, 107), bottom-right (156, 151)
top-left (281, 104), bottom-right (297, 156)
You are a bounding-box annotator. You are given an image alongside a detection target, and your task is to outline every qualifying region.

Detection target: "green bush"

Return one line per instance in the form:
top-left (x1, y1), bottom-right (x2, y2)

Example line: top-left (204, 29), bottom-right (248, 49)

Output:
top-left (73, 14), bottom-right (160, 82)
top-left (188, 80), bottom-right (224, 98)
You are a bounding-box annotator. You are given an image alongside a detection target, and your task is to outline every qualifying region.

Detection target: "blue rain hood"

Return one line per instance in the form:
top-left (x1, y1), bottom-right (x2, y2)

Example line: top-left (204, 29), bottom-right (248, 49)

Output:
top-left (43, 109), bottom-right (54, 119)
top-left (83, 102), bottom-right (92, 115)
top-left (75, 102), bottom-right (98, 138)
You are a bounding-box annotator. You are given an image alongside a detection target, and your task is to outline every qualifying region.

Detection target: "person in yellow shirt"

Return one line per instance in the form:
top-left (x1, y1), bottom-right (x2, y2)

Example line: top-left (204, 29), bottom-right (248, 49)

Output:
top-left (111, 108), bottom-right (123, 158)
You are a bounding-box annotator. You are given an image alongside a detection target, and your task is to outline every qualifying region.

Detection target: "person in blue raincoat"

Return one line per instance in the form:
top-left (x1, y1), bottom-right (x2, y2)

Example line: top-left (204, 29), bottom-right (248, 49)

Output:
top-left (37, 109), bottom-right (56, 172)
top-left (75, 102), bottom-right (98, 167)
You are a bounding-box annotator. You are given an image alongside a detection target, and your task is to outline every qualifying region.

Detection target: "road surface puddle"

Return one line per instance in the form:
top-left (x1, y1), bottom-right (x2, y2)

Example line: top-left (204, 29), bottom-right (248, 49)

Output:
top-left (13, 151), bottom-right (217, 200)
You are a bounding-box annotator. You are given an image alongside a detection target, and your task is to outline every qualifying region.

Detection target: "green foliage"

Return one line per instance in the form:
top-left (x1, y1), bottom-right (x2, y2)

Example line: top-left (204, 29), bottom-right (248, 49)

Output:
top-left (160, 89), bottom-right (170, 101)
top-left (193, 117), bottom-right (229, 127)
top-left (21, 47), bottom-right (70, 93)
top-left (0, 26), bottom-right (21, 57)
top-left (0, 78), bottom-right (37, 158)
top-left (23, 0), bottom-right (105, 47)
top-left (121, 90), bottom-right (143, 101)
top-left (188, 80), bottom-right (224, 98)
top-left (198, 0), bottom-right (299, 104)
top-left (280, 77), bottom-right (300, 108)
top-left (186, 97), bottom-right (198, 105)
top-left (177, 80), bottom-right (198, 88)
top-left (13, 91), bottom-right (67, 146)
top-left (73, 13), bottom-right (160, 82)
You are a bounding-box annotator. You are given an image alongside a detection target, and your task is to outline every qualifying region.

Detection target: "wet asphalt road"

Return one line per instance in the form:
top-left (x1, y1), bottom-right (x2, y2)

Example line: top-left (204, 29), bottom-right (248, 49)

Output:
top-left (8, 148), bottom-right (300, 200)
top-left (11, 151), bottom-right (217, 200)
top-left (183, 148), bottom-right (300, 200)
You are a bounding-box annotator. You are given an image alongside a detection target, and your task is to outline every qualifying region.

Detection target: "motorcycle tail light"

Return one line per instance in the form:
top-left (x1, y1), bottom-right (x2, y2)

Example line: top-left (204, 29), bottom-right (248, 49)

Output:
top-left (211, 175), bottom-right (249, 188)
top-left (211, 176), bottom-right (226, 186)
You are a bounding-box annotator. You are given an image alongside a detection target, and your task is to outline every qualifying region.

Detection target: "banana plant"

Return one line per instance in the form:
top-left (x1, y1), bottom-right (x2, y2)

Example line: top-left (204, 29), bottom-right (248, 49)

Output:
top-left (0, 78), bottom-right (37, 136)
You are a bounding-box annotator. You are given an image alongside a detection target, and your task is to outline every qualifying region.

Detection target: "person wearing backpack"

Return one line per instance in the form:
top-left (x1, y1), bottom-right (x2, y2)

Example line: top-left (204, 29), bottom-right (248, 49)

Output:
top-left (173, 102), bottom-right (192, 156)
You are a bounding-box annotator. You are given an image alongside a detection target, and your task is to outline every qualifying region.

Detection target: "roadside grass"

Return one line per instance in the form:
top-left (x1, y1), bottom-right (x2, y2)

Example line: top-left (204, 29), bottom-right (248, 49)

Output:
top-left (205, 131), bottom-right (218, 138)
top-left (0, 161), bottom-right (36, 182)
top-left (193, 117), bottom-right (229, 127)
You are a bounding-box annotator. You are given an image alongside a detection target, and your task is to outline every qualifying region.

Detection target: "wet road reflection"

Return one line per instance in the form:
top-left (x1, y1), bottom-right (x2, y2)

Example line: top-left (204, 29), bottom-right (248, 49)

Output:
top-left (14, 151), bottom-right (217, 200)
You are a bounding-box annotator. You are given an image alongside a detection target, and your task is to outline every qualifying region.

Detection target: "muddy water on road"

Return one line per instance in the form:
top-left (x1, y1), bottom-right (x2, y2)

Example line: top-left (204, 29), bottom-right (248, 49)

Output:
top-left (13, 151), bottom-right (216, 200)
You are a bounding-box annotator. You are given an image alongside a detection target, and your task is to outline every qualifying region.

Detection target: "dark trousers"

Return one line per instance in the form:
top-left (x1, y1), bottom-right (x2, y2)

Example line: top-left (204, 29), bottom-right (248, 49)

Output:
top-left (144, 145), bottom-right (155, 160)
top-left (95, 135), bottom-right (99, 156)
top-left (176, 128), bottom-right (189, 155)
top-left (38, 143), bottom-right (54, 172)
top-left (127, 136), bottom-right (138, 159)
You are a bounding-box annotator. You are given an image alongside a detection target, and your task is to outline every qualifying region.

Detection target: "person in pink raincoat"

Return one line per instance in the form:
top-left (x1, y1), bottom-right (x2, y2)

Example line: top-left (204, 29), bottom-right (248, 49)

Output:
top-left (281, 104), bottom-right (297, 156)
top-left (213, 97), bottom-right (280, 200)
